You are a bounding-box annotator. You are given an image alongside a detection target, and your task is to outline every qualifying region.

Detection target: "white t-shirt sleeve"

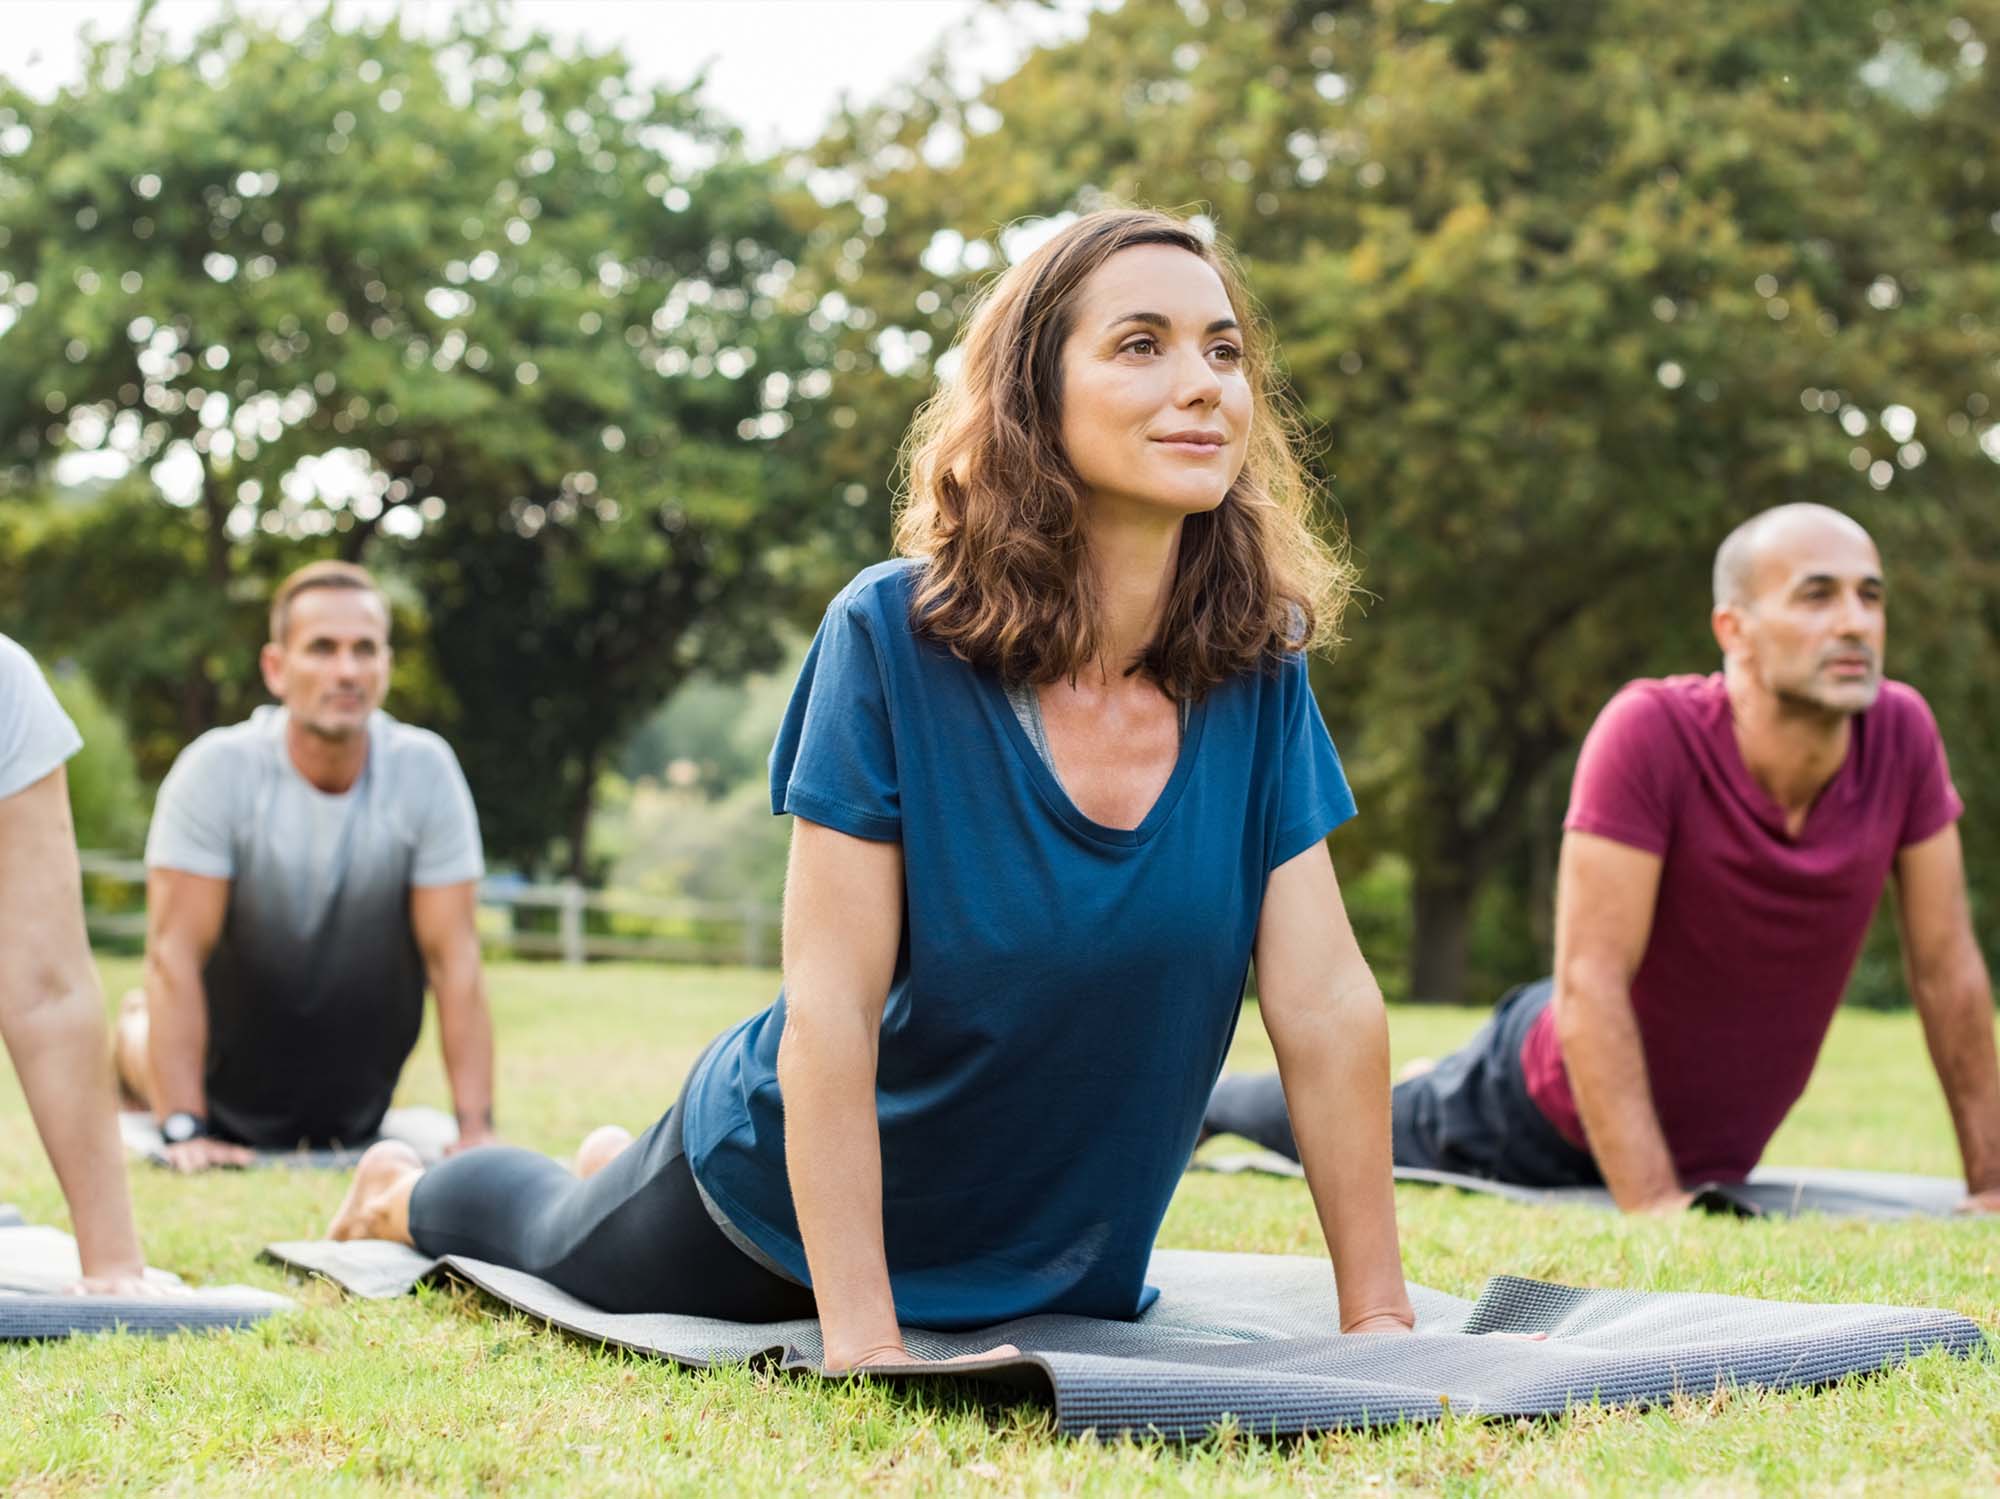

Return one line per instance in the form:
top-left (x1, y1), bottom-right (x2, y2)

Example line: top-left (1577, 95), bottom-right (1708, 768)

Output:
top-left (410, 736), bottom-right (485, 887)
top-left (144, 733), bottom-right (239, 879)
top-left (0, 634), bottom-right (84, 802)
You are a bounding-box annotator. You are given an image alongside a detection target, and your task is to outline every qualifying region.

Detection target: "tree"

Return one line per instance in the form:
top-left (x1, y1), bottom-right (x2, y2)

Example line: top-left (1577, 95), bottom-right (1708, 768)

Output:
top-left (802, 0), bottom-right (2000, 998)
top-left (45, 662), bottom-right (148, 852)
top-left (0, 6), bottom-right (860, 870)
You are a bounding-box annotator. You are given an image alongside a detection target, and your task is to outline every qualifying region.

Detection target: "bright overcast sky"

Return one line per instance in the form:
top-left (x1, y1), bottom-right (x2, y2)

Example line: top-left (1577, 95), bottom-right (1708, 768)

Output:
top-left (8, 0), bottom-right (1099, 151)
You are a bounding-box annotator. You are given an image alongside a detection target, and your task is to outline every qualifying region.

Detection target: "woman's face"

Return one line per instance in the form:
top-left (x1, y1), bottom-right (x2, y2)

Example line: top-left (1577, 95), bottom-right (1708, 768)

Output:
top-left (1057, 244), bottom-right (1252, 524)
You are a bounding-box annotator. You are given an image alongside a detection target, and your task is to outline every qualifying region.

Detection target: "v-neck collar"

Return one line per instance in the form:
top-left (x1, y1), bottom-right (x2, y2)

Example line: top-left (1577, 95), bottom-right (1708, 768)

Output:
top-left (1715, 690), bottom-right (1860, 844)
top-left (981, 670), bottom-right (1207, 849)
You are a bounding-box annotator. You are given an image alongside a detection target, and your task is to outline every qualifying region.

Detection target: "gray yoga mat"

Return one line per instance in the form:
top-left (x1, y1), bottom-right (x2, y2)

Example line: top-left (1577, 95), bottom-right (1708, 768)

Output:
top-left (1193, 1151), bottom-right (1970, 1221)
top-left (263, 1238), bottom-right (1984, 1439)
top-left (120, 1106), bottom-right (459, 1169)
top-left (0, 1225), bottom-right (293, 1340)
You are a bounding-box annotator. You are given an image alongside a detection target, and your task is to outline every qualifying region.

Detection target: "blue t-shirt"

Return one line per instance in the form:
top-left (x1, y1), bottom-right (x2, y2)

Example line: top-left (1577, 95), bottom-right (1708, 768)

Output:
top-left (679, 559), bottom-right (1355, 1330)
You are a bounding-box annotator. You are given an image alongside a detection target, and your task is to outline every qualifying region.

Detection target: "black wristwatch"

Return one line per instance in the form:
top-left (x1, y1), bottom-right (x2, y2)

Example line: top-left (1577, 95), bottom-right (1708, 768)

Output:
top-left (161, 1111), bottom-right (209, 1145)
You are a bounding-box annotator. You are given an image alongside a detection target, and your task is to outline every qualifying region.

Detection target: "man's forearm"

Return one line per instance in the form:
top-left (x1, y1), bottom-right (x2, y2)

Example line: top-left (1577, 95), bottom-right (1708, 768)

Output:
top-left (432, 952), bottom-right (496, 1132)
top-left (1913, 967), bottom-right (2000, 1193)
top-left (1, 984), bottom-right (145, 1277)
top-left (144, 949), bottom-right (210, 1118)
top-left (1553, 977), bottom-right (1683, 1210)
top-left (1271, 987), bottom-right (1414, 1331)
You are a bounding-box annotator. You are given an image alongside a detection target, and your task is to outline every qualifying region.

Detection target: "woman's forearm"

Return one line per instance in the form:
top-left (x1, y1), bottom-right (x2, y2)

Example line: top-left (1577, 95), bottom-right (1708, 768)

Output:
top-left (777, 1002), bottom-right (902, 1367)
top-left (2, 983), bottom-right (145, 1279)
top-left (1271, 986), bottom-right (1414, 1331)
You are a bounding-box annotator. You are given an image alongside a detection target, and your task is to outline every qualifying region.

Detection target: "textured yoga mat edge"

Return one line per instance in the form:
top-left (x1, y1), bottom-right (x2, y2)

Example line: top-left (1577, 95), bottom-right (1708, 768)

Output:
top-left (261, 1239), bottom-right (1986, 1439)
top-left (1, 1225), bottom-right (293, 1340)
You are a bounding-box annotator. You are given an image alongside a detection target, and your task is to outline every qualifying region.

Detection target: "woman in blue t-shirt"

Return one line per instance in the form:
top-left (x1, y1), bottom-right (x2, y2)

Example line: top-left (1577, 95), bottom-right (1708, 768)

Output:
top-left (329, 208), bottom-right (1416, 1366)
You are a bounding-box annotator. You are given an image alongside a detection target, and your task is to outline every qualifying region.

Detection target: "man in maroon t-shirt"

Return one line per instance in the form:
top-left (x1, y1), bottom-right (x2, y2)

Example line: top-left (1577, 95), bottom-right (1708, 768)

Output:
top-left (1206, 504), bottom-right (2000, 1212)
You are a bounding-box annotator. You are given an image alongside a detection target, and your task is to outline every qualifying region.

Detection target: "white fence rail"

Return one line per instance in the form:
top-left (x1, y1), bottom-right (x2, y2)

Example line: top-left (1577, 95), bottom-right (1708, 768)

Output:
top-left (77, 853), bottom-right (778, 969)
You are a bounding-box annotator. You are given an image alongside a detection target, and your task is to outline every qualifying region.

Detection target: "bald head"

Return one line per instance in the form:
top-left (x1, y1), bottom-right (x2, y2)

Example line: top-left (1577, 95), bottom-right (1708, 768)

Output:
top-left (1709, 503), bottom-right (1886, 718)
top-left (1712, 504), bottom-right (1876, 610)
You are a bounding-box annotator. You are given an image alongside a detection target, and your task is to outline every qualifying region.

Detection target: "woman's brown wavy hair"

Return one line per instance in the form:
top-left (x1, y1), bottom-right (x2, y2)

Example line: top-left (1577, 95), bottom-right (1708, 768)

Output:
top-left (894, 207), bottom-right (1355, 700)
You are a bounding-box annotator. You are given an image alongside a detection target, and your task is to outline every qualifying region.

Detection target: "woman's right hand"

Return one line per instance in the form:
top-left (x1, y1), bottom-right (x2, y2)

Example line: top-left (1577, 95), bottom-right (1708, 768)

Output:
top-left (1343, 1311), bottom-right (1416, 1335)
top-left (826, 1340), bottom-right (1022, 1373)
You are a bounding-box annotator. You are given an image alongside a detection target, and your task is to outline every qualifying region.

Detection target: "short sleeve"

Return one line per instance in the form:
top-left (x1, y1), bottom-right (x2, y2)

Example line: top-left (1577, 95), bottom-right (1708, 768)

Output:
top-left (1894, 688), bottom-right (1964, 850)
top-left (144, 735), bottom-right (238, 879)
top-left (410, 735), bottom-right (486, 886)
top-left (769, 587), bottom-right (900, 842)
top-left (1563, 685), bottom-right (1676, 856)
top-left (1269, 653), bottom-right (1357, 871)
top-left (0, 636), bottom-right (83, 802)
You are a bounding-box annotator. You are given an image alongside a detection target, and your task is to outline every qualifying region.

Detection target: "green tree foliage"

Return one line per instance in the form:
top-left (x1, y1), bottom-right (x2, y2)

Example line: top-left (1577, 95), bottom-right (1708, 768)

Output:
top-left (44, 661), bottom-right (148, 852)
top-left (805, 0), bottom-right (2000, 998)
top-left (0, 7), bottom-right (861, 870)
top-left (615, 647), bottom-right (803, 795)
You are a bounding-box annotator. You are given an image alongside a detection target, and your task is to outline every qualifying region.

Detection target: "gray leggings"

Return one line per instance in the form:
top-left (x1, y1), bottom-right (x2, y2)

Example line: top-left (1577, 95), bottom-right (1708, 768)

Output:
top-left (408, 1089), bottom-right (817, 1320)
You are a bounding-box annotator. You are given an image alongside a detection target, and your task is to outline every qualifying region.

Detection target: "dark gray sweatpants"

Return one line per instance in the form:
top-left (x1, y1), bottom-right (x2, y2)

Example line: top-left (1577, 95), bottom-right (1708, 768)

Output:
top-left (1204, 980), bottom-right (1602, 1188)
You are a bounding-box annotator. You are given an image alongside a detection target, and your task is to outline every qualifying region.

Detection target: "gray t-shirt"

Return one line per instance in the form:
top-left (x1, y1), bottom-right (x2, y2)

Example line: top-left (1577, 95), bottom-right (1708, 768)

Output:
top-left (0, 635), bottom-right (83, 802)
top-left (145, 705), bottom-right (483, 1147)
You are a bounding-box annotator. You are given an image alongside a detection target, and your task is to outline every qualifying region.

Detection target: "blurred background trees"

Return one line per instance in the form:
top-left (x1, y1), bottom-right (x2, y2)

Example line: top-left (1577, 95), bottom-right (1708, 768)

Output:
top-left (0, 7), bottom-right (860, 875)
top-left (2, 0), bottom-right (1995, 996)
top-left (803, 0), bottom-right (2000, 999)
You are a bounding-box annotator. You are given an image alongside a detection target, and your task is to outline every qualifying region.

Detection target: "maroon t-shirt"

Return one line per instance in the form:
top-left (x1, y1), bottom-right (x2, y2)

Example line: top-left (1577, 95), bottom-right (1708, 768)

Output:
top-left (1519, 673), bottom-right (1963, 1183)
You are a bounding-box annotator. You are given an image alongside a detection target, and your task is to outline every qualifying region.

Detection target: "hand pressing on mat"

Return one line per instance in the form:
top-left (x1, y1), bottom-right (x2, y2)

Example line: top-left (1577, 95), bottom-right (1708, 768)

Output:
top-left (1955, 1188), bottom-right (2000, 1216)
top-left (162, 1137), bottom-right (255, 1173)
top-left (825, 1340), bottom-right (1022, 1374)
top-left (1343, 1311), bottom-right (1416, 1335)
top-left (447, 1105), bottom-right (501, 1157)
top-left (65, 1270), bottom-right (188, 1298)
top-left (1636, 1189), bottom-right (1696, 1215)
top-left (445, 1126), bottom-right (500, 1157)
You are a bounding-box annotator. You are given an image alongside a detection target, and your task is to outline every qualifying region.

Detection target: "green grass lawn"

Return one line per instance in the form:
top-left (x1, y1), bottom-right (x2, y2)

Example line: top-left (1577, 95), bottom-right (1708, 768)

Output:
top-left (3, 959), bottom-right (1996, 1495)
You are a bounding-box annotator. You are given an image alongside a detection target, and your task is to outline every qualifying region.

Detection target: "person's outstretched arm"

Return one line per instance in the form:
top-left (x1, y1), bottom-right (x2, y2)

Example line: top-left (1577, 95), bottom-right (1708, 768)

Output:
top-left (411, 880), bottom-right (497, 1151)
top-left (1892, 823), bottom-right (2000, 1208)
top-left (143, 867), bottom-right (251, 1171)
top-left (1549, 831), bottom-right (1685, 1213)
top-left (776, 817), bottom-right (1015, 1372)
top-left (1255, 840), bottom-right (1414, 1334)
top-left (0, 766), bottom-right (150, 1290)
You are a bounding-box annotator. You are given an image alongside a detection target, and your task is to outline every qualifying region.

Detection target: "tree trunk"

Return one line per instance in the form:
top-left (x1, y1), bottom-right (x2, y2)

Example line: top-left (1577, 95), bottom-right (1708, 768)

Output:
top-left (565, 746), bottom-right (600, 884)
top-left (180, 662), bottom-right (219, 740)
top-left (1407, 715), bottom-right (1476, 1003)
top-left (1527, 769), bottom-right (1560, 969)
top-left (1409, 873), bottom-right (1475, 1004)
top-left (197, 450), bottom-right (230, 588)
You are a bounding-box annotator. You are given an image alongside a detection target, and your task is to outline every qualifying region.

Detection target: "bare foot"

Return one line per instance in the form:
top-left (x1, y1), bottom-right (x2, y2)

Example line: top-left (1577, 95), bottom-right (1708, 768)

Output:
top-left (575, 1125), bottom-right (634, 1179)
top-left (328, 1141), bottom-right (425, 1244)
top-left (1396, 1056), bottom-right (1438, 1083)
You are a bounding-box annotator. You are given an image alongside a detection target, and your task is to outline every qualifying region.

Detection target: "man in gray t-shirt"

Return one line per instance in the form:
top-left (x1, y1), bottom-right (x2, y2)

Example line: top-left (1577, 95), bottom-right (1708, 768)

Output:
top-left (116, 562), bottom-right (498, 1167)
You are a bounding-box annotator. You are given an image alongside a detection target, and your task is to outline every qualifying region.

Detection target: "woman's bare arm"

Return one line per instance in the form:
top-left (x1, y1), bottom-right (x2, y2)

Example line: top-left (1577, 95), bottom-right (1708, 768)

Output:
top-left (774, 817), bottom-right (907, 1368)
top-left (0, 767), bottom-right (150, 1290)
top-left (1252, 841), bottom-right (1414, 1333)
top-left (776, 818), bottom-right (1020, 1371)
